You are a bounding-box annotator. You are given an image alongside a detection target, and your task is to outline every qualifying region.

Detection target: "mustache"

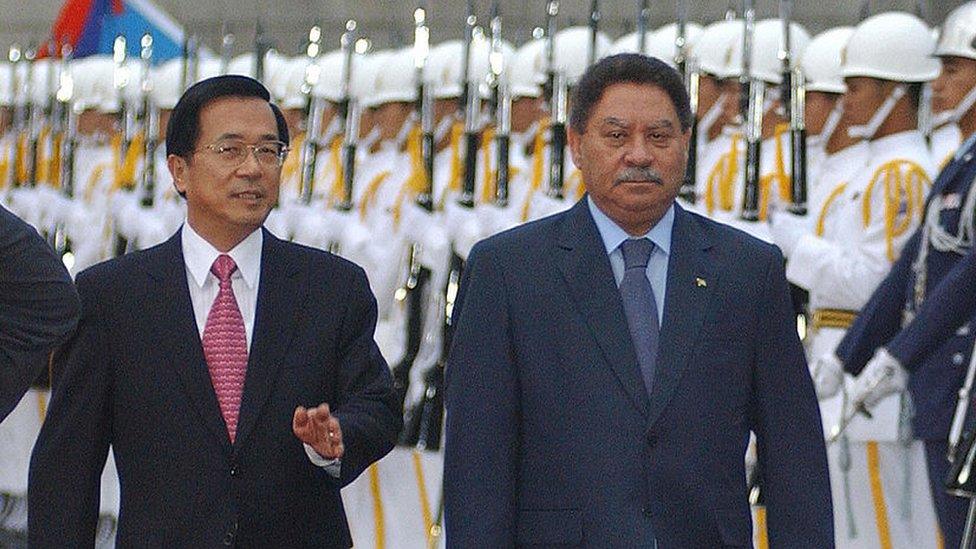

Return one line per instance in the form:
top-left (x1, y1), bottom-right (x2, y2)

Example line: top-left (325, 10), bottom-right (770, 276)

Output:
top-left (614, 167), bottom-right (664, 185)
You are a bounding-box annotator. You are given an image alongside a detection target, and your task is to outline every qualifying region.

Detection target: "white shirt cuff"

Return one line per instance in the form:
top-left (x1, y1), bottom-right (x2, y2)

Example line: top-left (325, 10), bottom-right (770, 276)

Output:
top-left (304, 442), bottom-right (342, 478)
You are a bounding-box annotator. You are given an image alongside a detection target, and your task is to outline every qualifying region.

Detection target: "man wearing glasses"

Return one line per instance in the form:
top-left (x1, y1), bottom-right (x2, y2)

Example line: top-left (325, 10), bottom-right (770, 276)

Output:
top-left (28, 75), bottom-right (400, 548)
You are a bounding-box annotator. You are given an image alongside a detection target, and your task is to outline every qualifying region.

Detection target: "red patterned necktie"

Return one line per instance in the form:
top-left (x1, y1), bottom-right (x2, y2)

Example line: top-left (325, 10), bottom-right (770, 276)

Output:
top-left (202, 254), bottom-right (248, 443)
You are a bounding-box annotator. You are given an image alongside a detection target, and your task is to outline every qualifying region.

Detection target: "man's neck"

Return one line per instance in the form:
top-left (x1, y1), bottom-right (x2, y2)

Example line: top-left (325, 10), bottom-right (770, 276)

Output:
top-left (186, 217), bottom-right (257, 253)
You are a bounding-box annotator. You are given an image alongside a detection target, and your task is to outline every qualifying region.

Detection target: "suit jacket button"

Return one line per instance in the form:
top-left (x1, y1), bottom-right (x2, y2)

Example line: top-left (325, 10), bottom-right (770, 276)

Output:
top-left (954, 353), bottom-right (965, 366)
top-left (230, 466), bottom-right (238, 477)
top-left (223, 532), bottom-right (235, 546)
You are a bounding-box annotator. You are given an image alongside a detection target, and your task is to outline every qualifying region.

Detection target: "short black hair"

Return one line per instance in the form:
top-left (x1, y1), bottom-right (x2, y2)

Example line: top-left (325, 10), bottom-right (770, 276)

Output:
top-left (570, 54), bottom-right (693, 134)
top-left (165, 74), bottom-right (289, 159)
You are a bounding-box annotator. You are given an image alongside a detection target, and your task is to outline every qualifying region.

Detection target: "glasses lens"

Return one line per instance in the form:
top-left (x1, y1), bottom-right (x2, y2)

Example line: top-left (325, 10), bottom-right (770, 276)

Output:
top-left (210, 140), bottom-right (286, 166)
top-left (254, 142), bottom-right (286, 165)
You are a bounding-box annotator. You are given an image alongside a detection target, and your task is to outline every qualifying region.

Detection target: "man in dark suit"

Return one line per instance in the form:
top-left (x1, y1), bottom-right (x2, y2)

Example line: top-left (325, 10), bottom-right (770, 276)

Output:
top-left (28, 75), bottom-right (400, 547)
top-left (0, 205), bottom-right (79, 421)
top-left (443, 54), bottom-right (833, 547)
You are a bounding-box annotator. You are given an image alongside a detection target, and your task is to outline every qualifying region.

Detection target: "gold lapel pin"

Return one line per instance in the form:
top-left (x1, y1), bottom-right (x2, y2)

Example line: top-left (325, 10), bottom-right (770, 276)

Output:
top-left (695, 277), bottom-right (707, 288)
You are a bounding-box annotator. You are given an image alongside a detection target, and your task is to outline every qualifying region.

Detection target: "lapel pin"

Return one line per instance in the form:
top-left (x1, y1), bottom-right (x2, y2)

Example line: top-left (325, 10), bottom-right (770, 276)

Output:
top-left (695, 277), bottom-right (707, 288)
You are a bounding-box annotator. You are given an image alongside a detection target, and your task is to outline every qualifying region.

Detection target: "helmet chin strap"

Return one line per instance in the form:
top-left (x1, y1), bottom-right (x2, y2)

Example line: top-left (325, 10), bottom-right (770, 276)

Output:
top-left (394, 111), bottom-right (417, 148)
top-left (848, 84), bottom-right (907, 139)
top-left (698, 96), bottom-right (725, 139)
top-left (931, 84), bottom-right (976, 127)
top-left (808, 100), bottom-right (844, 147)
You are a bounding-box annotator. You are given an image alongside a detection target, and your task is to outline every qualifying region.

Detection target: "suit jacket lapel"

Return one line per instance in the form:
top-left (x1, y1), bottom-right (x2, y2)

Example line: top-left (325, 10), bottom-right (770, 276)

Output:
top-left (234, 229), bottom-right (304, 448)
top-left (646, 206), bottom-right (716, 430)
top-left (147, 231), bottom-right (233, 455)
top-left (556, 199), bottom-right (650, 417)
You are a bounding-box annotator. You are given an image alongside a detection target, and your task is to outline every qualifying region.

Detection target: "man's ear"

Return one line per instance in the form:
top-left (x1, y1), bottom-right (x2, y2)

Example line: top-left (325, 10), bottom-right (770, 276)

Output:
top-left (167, 155), bottom-right (187, 195)
top-left (567, 126), bottom-right (584, 170)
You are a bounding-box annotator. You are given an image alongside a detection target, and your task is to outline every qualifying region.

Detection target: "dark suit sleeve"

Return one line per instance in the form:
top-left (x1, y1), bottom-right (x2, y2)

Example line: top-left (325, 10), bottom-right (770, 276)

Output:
top-left (0, 204), bottom-right (80, 419)
top-left (443, 242), bottom-right (519, 548)
top-left (332, 266), bottom-right (401, 487)
top-left (28, 270), bottom-right (112, 547)
top-left (751, 250), bottom-right (834, 547)
top-left (836, 231), bottom-right (918, 375)
top-left (885, 244), bottom-right (976, 370)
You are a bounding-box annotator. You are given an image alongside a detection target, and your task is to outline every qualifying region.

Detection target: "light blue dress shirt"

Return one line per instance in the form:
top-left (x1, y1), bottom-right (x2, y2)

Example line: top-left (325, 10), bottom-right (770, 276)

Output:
top-left (587, 197), bottom-right (674, 323)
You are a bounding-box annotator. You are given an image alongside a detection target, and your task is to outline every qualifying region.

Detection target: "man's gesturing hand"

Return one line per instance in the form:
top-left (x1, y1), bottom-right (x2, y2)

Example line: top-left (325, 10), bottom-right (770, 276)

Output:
top-left (293, 403), bottom-right (344, 460)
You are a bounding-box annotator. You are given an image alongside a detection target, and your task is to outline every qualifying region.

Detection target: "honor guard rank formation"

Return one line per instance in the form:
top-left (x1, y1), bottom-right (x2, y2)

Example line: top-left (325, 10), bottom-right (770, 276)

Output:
top-left (2, 1), bottom-right (976, 548)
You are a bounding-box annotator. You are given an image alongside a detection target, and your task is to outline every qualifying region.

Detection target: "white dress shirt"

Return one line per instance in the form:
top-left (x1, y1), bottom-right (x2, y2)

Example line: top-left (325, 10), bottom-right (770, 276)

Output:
top-left (181, 222), bottom-right (340, 474)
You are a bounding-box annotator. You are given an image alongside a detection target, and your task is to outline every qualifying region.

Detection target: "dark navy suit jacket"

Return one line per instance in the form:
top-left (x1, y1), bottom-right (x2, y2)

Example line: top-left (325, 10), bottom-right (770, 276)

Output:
top-left (0, 204), bottom-right (78, 420)
top-left (839, 137), bottom-right (976, 440)
top-left (28, 229), bottom-right (400, 548)
top-left (444, 199), bottom-right (833, 548)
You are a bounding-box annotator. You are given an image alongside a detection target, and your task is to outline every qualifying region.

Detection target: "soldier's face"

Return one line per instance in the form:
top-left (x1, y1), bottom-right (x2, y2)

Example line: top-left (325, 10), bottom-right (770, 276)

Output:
top-left (374, 102), bottom-right (413, 141)
top-left (569, 82), bottom-right (689, 235)
top-left (932, 56), bottom-right (976, 116)
top-left (697, 75), bottom-right (721, 119)
top-left (805, 91), bottom-right (840, 136)
top-left (842, 77), bottom-right (888, 127)
top-left (168, 96), bottom-right (281, 249)
top-left (511, 96), bottom-right (544, 134)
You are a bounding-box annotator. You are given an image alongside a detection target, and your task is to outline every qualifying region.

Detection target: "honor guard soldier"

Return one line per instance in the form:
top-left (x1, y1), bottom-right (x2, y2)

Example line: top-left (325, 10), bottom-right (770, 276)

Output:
top-left (772, 12), bottom-right (943, 548)
top-left (521, 25), bottom-right (611, 220)
top-left (798, 26), bottom-right (869, 216)
top-left (819, 3), bottom-right (976, 546)
top-left (688, 19), bottom-right (744, 219)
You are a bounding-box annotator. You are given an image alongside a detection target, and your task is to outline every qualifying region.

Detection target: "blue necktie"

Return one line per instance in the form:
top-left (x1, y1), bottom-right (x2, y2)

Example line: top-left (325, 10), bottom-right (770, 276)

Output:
top-left (619, 238), bottom-right (660, 396)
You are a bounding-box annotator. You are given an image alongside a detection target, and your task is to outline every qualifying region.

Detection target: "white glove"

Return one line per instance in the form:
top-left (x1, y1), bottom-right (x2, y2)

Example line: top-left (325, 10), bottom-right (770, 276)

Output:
top-left (850, 348), bottom-right (908, 409)
top-left (811, 353), bottom-right (844, 400)
top-left (767, 210), bottom-right (808, 257)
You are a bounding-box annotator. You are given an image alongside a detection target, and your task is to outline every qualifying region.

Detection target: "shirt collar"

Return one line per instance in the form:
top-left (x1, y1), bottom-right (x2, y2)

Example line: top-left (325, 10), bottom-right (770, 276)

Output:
top-left (587, 196), bottom-right (674, 257)
top-left (181, 221), bottom-right (263, 290)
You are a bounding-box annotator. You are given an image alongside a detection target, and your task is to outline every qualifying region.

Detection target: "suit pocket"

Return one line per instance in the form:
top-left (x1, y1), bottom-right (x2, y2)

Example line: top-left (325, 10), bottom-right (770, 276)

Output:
top-left (715, 508), bottom-right (752, 547)
top-left (516, 507), bottom-right (582, 546)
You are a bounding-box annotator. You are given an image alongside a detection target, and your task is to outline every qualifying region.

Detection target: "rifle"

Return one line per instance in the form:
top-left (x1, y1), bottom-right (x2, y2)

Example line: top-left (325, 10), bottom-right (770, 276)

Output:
top-left (547, 72), bottom-right (567, 199)
top-left (406, 2), bottom-right (481, 450)
top-left (112, 34), bottom-right (132, 256)
top-left (676, 0), bottom-right (697, 204)
top-left (253, 18), bottom-right (272, 83)
top-left (780, 1), bottom-right (807, 216)
top-left (543, 0), bottom-right (559, 105)
top-left (588, 0), bottom-right (600, 68)
top-left (52, 43), bottom-right (76, 263)
top-left (636, 0), bottom-right (650, 55)
top-left (393, 3), bottom-right (434, 420)
top-left (298, 25), bottom-right (325, 205)
top-left (139, 33), bottom-right (159, 210)
top-left (336, 19), bottom-right (359, 213)
top-left (738, 1), bottom-right (762, 222)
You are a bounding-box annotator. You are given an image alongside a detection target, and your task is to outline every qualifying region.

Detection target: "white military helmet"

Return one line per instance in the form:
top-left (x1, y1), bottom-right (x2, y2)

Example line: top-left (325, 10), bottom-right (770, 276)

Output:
top-left (935, 2), bottom-right (976, 60)
top-left (610, 32), bottom-right (653, 56)
top-left (271, 56), bottom-right (310, 110)
top-left (801, 27), bottom-right (854, 94)
top-left (71, 55), bottom-right (120, 113)
top-left (312, 49), bottom-right (345, 103)
top-left (29, 58), bottom-right (54, 105)
top-left (0, 62), bottom-right (11, 106)
top-left (725, 19), bottom-right (810, 85)
top-left (553, 26), bottom-right (611, 85)
top-left (226, 53), bottom-right (255, 77)
top-left (508, 39), bottom-right (545, 99)
top-left (646, 23), bottom-right (704, 67)
top-left (691, 19), bottom-right (742, 79)
top-left (150, 58), bottom-right (182, 110)
top-left (841, 11), bottom-right (939, 82)
top-left (426, 37), bottom-right (500, 99)
top-left (369, 47), bottom-right (417, 106)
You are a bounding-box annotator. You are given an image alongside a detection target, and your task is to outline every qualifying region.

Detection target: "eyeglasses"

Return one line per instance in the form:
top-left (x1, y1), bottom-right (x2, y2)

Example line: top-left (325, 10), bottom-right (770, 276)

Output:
top-left (196, 139), bottom-right (290, 168)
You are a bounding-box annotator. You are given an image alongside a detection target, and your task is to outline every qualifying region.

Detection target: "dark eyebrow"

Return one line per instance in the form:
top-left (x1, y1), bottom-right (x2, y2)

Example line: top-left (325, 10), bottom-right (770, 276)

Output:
top-left (602, 117), bottom-right (631, 129)
top-left (646, 120), bottom-right (675, 130)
